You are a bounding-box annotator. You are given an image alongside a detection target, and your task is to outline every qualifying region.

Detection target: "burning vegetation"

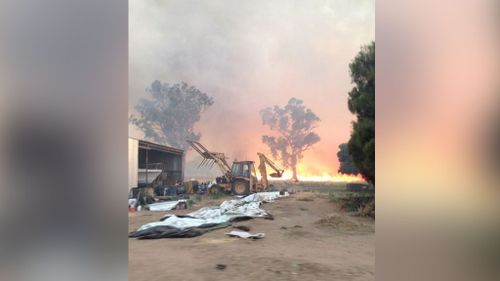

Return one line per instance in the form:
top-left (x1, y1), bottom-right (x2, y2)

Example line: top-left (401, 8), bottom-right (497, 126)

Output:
top-left (129, 47), bottom-right (374, 187)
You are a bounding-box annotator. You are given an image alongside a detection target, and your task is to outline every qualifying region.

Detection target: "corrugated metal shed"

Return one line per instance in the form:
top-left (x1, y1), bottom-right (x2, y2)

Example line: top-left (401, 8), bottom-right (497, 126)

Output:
top-left (128, 137), bottom-right (184, 190)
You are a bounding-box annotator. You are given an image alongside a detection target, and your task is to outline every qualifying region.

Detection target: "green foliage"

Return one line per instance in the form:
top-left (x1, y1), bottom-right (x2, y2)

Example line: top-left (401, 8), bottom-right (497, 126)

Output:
top-left (337, 143), bottom-right (360, 175)
top-left (347, 42), bottom-right (375, 184)
top-left (329, 191), bottom-right (375, 218)
top-left (130, 80), bottom-right (214, 150)
top-left (210, 191), bottom-right (226, 200)
top-left (260, 98), bottom-right (321, 181)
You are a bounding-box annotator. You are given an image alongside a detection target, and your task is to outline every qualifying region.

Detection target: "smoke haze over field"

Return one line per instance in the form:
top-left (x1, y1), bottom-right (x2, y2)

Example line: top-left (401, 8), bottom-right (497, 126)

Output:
top-left (129, 0), bottom-right (374, 180)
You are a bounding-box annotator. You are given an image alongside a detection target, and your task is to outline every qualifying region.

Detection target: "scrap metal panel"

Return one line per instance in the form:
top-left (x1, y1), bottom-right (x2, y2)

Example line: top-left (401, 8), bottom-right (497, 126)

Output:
top-left (128, 138), bottom-right (139, 189)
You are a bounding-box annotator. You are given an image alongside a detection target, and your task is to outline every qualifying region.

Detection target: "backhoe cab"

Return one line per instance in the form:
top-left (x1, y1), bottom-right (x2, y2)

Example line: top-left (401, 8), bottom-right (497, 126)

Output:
top-left (230, 161), bottom-right (258, 195)
top-left (187, 140), bottom-right (285, 196)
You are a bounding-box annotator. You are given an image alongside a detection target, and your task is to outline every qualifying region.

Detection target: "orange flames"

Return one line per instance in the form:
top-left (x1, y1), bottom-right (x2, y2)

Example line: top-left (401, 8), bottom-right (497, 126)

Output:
top-left (275, 164), bottom-right (365, 183)
top-left (299, 173), bottom-right (364, 183)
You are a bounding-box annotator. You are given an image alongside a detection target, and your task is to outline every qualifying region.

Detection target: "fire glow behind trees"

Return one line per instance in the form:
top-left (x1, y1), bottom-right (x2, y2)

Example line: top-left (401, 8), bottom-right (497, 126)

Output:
top-left (260, 98), bottom-right (320, 182)
top-left (129, 1), bottom-right (374, 181)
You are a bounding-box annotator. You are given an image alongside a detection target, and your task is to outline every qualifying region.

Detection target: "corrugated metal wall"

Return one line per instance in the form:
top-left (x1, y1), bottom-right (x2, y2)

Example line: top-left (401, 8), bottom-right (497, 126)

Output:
top-left (128, 138), bottom-right (139, 189)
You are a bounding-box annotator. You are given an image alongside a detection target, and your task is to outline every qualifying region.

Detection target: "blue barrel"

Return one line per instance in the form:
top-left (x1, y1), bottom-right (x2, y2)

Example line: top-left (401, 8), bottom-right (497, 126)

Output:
top-left (165, 186), bottom-right (177, 196)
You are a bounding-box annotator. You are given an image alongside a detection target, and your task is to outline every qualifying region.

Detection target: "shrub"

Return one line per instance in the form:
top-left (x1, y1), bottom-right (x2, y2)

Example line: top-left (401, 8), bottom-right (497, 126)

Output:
top-left (357, 198), bottom-right (375, 218)
top-left (329, 191), bottom-right (374, 218)
top-left (210, 191), bottom-right (226, 200)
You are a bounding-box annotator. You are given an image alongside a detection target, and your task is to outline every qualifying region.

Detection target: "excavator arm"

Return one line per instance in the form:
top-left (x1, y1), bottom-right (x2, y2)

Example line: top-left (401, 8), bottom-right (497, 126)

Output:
top-left (257, 152), bottom-right (285, 188)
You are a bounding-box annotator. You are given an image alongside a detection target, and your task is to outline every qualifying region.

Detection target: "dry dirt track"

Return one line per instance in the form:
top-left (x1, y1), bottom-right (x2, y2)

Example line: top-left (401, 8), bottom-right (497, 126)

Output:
top-left (128, 191), bottom-right (374, 281)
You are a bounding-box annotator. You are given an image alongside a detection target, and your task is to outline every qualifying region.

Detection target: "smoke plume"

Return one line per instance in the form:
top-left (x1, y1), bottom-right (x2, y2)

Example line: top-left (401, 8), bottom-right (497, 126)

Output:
top-left (129, 0), bottom-right (375, 179)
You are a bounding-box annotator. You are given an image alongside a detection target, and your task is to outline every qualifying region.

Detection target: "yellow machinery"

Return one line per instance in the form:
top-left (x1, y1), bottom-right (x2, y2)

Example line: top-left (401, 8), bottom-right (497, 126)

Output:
top-left (187, 141), bottom-right (284, 195)
top-left (257, 152), bottom-right (284, 188)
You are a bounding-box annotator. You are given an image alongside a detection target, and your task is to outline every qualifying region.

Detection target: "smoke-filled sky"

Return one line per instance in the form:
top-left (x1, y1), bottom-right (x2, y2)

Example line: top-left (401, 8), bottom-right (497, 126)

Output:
top-left (129, 0), bottom-right (374, 180)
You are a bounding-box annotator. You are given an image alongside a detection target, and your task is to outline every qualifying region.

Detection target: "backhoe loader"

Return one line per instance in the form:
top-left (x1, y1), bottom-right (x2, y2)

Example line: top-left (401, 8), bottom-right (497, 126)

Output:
top-left (187, 140), bottom-right (284, 195)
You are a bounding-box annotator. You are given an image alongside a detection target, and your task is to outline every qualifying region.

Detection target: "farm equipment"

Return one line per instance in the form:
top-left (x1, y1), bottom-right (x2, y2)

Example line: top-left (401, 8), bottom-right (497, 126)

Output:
top-left (187, 140), bottom-right (285, 195)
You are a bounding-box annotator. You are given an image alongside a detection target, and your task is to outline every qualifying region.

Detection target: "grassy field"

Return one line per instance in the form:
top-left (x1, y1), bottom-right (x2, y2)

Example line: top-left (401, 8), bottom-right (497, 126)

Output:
top-left (268, 180), bottom-right (349, 192)
top-left (269, 181), bottom-right (375, 218)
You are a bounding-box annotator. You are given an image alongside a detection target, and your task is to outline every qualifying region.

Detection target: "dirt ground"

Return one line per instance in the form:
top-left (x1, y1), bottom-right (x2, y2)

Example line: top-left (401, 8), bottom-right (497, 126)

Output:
top-left (128, 191), bottom-right (374, 281)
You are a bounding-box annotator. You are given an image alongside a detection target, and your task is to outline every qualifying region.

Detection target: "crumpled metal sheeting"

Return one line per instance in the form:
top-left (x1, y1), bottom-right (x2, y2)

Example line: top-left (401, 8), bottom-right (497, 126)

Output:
top-left (222, 201), bottom-right (269, 218)
top-left (137, 215), bottom-right (230, 231)
top-left (239, 192), bottom-right (286, 203)
top-left (130, 223), bottom-right (230, 239)
top-left (185, 206), bottom-right (223, 220)
top-left (130, 191), bottom-right (288, 239)
top-left (225, 230), bottom-right (265, 239)
top-left (146, 200), bottom-right (185, 211)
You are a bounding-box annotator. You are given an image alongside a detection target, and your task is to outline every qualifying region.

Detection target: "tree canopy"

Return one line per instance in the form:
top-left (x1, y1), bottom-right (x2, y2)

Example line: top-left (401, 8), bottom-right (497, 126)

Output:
top-left (337, 143), bottom-right (360, 175)
top-left (260, 98), bottom-right (320, 182)
top-left (130, 80), bottom-right (214, 150)
top-left (347, 42), bottom-right (375, 184)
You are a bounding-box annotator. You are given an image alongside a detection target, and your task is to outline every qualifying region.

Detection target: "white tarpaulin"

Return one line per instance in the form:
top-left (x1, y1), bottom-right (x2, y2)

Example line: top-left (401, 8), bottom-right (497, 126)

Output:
top-left (130, 191), bottom-right (288, 239)
top-left (226, 230), bottom-right (265, 239)
top-left (146, 200), bottom-right (186, 211)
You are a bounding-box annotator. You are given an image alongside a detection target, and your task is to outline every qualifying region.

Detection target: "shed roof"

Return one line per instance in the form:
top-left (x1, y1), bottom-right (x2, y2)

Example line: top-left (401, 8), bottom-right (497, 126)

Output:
top-left (129, 137), bottom-right (184, 155)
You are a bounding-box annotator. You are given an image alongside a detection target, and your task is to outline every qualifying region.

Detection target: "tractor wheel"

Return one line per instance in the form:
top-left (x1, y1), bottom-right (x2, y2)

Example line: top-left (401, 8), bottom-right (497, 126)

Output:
top-left (210, 184), bottom-right (224, 194)
top-left (231, 180), bottom-right (250, 196)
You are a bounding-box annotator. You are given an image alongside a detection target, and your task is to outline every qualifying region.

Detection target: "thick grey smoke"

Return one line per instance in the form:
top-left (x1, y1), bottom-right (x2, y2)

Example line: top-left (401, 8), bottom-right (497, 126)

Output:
top-left (130, 80), bottom-right (214, 150)
top-left (129, 0), bottom-right (375, 177)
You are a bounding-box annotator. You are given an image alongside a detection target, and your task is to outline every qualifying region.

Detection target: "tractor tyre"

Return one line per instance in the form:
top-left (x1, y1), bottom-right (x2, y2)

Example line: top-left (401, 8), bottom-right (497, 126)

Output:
top-left (210, 184), bottom-right (224, 194)
top-left (231, 180), bottom-right (250, 196)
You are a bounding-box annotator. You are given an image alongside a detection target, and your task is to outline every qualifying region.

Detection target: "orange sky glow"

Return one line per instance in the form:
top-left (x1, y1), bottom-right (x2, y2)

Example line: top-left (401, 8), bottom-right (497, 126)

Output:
top-left (129, 1), bottom-right (375, 182)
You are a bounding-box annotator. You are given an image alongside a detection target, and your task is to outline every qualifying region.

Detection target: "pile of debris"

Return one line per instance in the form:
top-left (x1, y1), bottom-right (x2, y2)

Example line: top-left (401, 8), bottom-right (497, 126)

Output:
top-left (129, 192), bottom-right (288, 239)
